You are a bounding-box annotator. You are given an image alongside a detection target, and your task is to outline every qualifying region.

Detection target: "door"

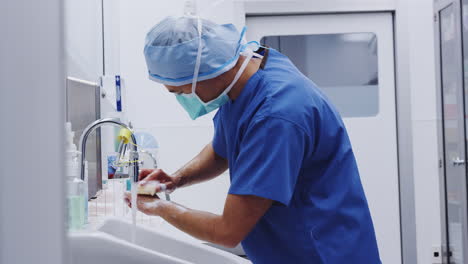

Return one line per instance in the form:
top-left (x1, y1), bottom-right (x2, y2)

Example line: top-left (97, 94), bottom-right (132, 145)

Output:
top-left (247, 13), bottom-right (400, 263)
top-left (437, 2), bottom-right (468, 263)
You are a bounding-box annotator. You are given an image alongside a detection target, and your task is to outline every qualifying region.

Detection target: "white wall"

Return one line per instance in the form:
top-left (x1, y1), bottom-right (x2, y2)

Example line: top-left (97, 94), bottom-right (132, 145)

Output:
top-left (393, 0), bottom-right (419, 263)
top-left (103, 0), bottom-right (121, 76)
top-left (406, 1), bottom-right (441, 263)
top-left (245, 0), bottom-right (396, 13)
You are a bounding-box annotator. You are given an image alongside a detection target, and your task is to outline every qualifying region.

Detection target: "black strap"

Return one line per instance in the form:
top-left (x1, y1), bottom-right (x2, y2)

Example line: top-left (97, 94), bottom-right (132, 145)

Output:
top-left (256, 46), bottom-right (270, 70)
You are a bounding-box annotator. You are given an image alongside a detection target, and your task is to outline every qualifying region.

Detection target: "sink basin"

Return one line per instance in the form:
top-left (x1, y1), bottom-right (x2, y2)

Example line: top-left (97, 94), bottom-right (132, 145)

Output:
top-left (69, 217), bottom-right (250, 264)
top-left (69, 231), bottom-right (189, 264)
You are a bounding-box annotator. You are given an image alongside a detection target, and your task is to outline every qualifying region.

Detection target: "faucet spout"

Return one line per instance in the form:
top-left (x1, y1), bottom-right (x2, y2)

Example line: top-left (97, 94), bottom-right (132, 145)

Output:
top-left (79, 118), bottom-right (140, 183)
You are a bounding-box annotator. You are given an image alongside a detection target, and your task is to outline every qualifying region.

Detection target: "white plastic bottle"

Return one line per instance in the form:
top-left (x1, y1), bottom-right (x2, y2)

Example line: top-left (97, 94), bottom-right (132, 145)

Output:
top-left (65, 123), bottom-right (86, 230)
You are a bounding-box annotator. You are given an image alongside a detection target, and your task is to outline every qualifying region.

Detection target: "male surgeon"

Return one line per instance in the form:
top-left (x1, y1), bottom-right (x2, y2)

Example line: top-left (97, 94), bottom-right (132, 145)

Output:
top-left (125, 16), bottom-right (381, 264)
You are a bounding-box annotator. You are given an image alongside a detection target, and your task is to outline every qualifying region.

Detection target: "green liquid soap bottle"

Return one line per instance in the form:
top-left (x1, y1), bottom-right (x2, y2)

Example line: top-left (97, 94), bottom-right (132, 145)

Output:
top-left (65, 122), bottom-right (86, 230)
top-left (67, 179), bottom-right (86, 230)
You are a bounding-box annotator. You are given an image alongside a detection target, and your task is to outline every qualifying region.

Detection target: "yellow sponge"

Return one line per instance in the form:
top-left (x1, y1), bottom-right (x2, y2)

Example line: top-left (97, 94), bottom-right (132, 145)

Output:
top-left (138, 181), bottom-right (167, 196)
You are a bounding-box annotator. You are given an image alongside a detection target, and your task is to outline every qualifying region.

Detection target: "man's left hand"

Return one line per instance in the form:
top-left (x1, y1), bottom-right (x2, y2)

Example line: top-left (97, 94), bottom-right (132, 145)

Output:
top-left (123, 192), bottom-right (168, 216)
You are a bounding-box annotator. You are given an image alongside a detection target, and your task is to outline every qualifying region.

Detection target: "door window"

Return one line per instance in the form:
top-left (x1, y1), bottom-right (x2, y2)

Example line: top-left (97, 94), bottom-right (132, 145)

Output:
top-left (262, 33), bottom-right (379, 118)
top-left (440, 4), bottom-right (467, 263)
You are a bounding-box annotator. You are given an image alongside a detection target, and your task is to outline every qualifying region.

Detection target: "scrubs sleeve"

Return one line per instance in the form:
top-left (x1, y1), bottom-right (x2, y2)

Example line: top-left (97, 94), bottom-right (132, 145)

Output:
top-left (229, 116), bottom-right (308, 206)
top-left (212, 111), bottom-right (227, 159)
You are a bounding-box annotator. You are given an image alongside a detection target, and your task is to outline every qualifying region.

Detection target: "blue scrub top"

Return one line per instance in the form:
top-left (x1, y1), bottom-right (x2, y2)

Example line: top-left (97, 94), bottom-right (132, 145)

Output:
top-left (212, 49), bottom-right (381, 264)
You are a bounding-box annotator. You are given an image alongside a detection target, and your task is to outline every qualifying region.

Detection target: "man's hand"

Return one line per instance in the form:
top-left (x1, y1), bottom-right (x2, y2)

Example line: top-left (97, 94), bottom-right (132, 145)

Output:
top-left (124, 190), bottom-right (273, 248)
top-left (123, 192), bottom-right (168, 216)
top-left (139, 168), bottom-right (178, 194)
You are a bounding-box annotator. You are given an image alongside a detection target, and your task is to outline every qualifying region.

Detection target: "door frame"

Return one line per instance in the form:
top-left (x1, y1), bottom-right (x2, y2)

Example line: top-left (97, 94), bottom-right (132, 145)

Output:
top-left (434, 0), bottom-right (468, 262)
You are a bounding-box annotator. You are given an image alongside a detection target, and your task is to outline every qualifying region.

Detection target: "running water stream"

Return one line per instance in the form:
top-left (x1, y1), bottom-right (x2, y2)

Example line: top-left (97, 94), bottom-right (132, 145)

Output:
top-left (131, 181), bottom-right (138, 243)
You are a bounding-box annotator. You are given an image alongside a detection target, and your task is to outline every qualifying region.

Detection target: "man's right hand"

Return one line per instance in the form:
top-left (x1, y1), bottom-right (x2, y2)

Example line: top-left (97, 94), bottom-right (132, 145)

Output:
top-left (139, 168), bottom-right (178, 194)
top-left (138, 143), bottom-right (227, 192)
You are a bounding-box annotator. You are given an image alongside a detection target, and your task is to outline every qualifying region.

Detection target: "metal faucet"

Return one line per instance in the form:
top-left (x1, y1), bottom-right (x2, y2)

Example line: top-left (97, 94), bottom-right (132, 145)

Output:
top-left (79, 118), bottom-right (140, 183)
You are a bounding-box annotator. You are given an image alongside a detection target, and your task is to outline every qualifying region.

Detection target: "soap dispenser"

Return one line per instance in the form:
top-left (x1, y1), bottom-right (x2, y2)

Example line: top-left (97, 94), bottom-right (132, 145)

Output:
top-left (65, 122), bottom-right (86, 230)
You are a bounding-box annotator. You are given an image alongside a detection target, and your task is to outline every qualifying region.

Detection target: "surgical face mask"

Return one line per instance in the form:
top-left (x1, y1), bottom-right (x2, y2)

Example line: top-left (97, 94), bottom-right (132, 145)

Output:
top-left (175, 17), bottom-right (255, 120)
top-left (176, 49), bottom-right (254, 120)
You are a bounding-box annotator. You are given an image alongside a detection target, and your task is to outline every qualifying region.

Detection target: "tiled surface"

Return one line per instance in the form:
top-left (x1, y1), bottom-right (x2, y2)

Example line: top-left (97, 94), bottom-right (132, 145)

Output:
top-left (84, 180), bottom-right (211, 250)
top-left (86, 180), bottom-right (164, 230)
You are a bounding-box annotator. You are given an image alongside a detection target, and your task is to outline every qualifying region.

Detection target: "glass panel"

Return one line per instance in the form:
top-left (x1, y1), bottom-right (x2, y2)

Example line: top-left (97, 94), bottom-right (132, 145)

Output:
top-left (441, 4), bottom-right (467, 264)
top-left (462, 0), bottom-right (468, 152)
top-left (262, 33), bottom-right (379, 118)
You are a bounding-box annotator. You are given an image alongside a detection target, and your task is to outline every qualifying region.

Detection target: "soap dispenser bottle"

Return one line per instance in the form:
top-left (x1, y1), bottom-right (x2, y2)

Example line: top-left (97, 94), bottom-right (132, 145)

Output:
top-left (65, 122), bottom-right (86, 230)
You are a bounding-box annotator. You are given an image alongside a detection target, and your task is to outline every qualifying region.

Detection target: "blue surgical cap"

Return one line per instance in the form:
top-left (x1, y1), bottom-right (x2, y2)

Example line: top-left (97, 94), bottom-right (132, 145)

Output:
top-left (144, 16), bottom-right (246, 86)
